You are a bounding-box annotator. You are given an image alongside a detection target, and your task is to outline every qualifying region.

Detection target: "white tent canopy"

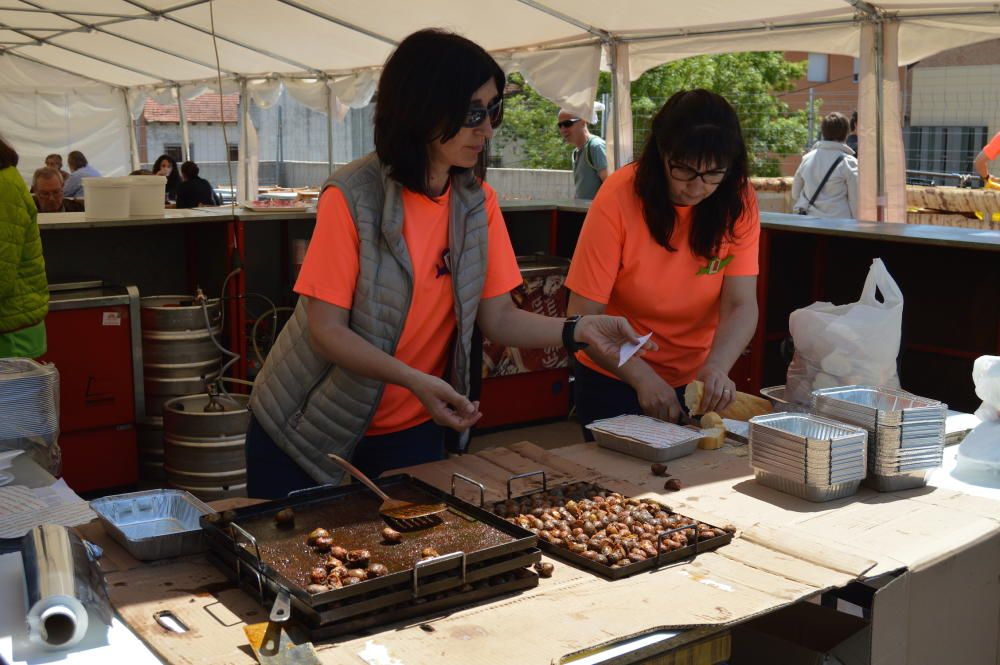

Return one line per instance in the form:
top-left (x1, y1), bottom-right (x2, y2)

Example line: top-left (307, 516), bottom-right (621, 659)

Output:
top-left (3, 1), bottom-right (1000, 220)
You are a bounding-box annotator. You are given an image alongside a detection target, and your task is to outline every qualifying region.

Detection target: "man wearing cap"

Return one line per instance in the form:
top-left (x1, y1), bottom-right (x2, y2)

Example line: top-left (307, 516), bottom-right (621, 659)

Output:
top-left (558, 110), bottom-right (608, 200)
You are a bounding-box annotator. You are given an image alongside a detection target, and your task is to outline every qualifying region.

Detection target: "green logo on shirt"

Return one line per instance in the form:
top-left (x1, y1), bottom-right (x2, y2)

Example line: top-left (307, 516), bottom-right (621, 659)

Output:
top-left (697, 255), bottom-right (733, 276)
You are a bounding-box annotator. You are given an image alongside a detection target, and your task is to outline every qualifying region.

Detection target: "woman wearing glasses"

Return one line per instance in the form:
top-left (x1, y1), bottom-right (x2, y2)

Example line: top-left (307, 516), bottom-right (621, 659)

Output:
top-left (566, 89), bottom-right (760, 431)
top-left (247, 29), bottom-right (650, 498)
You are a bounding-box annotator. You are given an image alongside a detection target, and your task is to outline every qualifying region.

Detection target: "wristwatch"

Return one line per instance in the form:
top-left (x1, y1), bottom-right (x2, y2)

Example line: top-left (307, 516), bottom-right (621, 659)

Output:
top-left (562, 315), bottom-right (590, 353)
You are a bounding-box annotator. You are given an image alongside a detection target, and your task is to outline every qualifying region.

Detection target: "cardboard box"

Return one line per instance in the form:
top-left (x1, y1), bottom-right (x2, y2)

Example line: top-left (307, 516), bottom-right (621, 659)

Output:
top-left (731, 601), bottom-right (869, 665)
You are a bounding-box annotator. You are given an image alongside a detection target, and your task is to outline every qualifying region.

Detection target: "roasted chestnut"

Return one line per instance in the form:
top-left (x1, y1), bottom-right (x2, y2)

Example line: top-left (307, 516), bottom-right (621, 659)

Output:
top-left (368, 563), bottom-right (389, 578)
top-left (342, 576), bottom-right (362, 586)
top-left (329, 545), bottom-right (349, 560)
top-left (323, 555), bottom-right (344, 570)
top-left (650, 463), bottom-right (668, 477)
top-left (307, 528), bottom-right (329, 545)
top-left (533, 562), bottom-right (554, 578)
top-left (345, 568), bottom-right (368, 581)
top-left (664, 479), bottom-right (683, 492)
top-left (273, 508), bottom-right (295, 527)
top-left (346, 549), bottom-right (371, 567)
top-left (420, 547), bottom-right (439, 559)
top-left (382, 527), bottom-right (402, 544)
top-left (314, 536), bottom-right (333, 551)
top-left (305, 583), bottom-right (329, 594)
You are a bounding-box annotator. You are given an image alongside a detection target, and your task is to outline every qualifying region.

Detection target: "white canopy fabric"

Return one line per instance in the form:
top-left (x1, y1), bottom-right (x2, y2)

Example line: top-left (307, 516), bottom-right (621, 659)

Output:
top-left (2, 1), bottom-right (1000, 218)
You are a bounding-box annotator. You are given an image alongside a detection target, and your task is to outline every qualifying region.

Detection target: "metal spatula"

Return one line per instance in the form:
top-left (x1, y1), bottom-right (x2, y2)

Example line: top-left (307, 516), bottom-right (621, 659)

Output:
top-left (327, 453), bottom-right (446, 528)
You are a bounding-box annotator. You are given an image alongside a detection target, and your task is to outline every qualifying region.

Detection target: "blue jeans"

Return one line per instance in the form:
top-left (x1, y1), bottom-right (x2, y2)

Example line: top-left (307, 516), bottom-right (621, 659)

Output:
top-left (245, 416), bottom-right (445, 499)
top-left (573, 363), bottom-right (686, 441)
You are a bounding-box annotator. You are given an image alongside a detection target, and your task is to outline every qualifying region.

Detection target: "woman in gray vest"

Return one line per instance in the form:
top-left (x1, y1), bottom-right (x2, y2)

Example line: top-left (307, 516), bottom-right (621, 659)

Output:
top-left (247, 29), bottom-right (651, 499)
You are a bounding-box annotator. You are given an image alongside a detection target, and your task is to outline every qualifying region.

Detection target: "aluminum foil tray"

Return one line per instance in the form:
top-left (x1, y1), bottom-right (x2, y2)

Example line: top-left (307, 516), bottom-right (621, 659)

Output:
top-left (588, 415), bottom-right (700, 462)
top-left (811, 386), bottom-right (945, 427)
top-left (759, 386), bottom-right (811, 414)
top-left (864, 470), bottom-right (930, 491)
top-left (753, 469), bottom-right (862, 503)
top-left (91, 489), bottom-right (212, 560)
top-left (750, 412), bottom-right (868, 442)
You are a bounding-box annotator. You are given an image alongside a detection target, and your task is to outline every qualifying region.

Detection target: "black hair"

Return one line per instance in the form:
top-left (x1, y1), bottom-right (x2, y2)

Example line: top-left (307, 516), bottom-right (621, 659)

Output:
top-left (822, 112), bottom-right (850, 142)
top-left (633, 89), bottom-right (750, 260)
top-left (374, 29), bottom-right (505, 195)
top-left (67, 150), bottom-right (87, 169)
top-left (180, 160), bottom-right (199, 180)
top-left (153, 153), bottom-right (181, 195)
top-left (0, 136), bottom-right (18, 169)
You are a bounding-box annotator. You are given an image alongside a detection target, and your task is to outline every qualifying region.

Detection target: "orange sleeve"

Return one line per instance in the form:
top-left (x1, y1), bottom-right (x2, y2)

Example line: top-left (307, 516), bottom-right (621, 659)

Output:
top-left (481, 183), bottom-right (524, 299)
top-left (564, 184), bottom-right (624, 305)
top-left (984, 132), bottom-right (1000, 161)
top-left (293, 188), bottom-right (360, 308)
top-left (723, 184), bottom-right (761, 277)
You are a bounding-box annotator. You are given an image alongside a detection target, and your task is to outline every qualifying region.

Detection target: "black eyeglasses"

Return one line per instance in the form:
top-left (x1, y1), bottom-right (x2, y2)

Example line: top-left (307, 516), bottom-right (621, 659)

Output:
top-left (557, 118), bottom-right (581, 129)
top-left (463, 96), bottom-right (503, 129)
top-left (668, 161), bottom-right (728, 185)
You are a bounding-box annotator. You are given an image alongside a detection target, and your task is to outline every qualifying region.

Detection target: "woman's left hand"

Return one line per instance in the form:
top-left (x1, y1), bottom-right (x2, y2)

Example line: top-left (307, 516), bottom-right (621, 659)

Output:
top-left (696, 363), bottom-right (736, 415)
top-left (575, 315), bottom-right (658, 359)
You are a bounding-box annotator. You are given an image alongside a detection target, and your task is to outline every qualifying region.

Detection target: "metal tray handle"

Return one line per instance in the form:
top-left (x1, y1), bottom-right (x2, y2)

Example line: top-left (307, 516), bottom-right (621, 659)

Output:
top-left (506, 470), bottom-right (547, 501)
top-left (286, 483), bottom-right (337, 499)
top-left (229, 521), bottom-right (263, 565)
top-left (451, 473), bottom-right (486, 507)
top-left (413, 551), bottom-right (467, 598)
top-left (655, 521), bottom-right (703, 569)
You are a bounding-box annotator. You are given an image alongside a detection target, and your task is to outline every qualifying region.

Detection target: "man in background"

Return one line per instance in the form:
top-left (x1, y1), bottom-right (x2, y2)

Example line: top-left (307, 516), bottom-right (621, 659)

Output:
top-left (63, 150), bottom-right (101, 198)
top-left (44, 154), bottom-right (70, 183)
top-left (32, 167), bottom-right (84, 213)
top-left (558, 110), bottom-right (607, 199)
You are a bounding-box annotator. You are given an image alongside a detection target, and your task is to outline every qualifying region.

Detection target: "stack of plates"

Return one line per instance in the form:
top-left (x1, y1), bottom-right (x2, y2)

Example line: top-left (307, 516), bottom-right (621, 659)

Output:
top-left (0, 358), bottom-right (60, 473)
top-left (811, 386), bottom-right (946, 491)
top-left (749, 413), bottom-right (868, 502)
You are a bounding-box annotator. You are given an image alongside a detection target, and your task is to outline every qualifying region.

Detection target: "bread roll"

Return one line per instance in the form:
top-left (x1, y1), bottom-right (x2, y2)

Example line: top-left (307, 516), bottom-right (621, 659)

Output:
top-left (684, 380), bottom-right (772, 420)
top-left (698, 427), bottom-right (726, 450)
top-left (700, 411), bottom-right (724, 430)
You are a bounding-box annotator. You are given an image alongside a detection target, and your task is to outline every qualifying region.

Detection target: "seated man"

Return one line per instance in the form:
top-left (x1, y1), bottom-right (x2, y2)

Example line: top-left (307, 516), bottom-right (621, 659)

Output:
top-left (63, 150), bottom-right (101, 198)
top-left (175, 161), bottom-right (220, 208)
top-left (32, 167), bottom-right (84, 213)
top-left (45, 154), bottom-right (71, 184)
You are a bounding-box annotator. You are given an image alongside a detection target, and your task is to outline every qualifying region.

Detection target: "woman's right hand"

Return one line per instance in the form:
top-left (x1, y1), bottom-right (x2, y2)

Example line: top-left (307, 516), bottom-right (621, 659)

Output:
top-left (408, 373), bottom-right (482, 431)
top-left (634, 374), bottom-right (683, 423)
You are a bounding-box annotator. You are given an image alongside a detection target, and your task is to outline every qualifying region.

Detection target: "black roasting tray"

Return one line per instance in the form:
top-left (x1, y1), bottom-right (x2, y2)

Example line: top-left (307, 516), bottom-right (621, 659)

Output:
top-left (488, 473), bottom-right (733, 580)
top-left (200, 475), bottom-right (539, 610)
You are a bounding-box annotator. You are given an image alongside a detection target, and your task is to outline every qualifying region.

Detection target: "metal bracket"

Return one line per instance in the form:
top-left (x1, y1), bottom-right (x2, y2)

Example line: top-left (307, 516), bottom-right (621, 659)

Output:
top-left (269, 588), bottom-right (292, 623)
top-left (655, 520), bottom-right (703, 569)
top-left (506, 470), bottom-right (547, 500)
top-left (412, 551), bottom-right (466, 598)
top-left (451, 473), bottom-right (486, 507)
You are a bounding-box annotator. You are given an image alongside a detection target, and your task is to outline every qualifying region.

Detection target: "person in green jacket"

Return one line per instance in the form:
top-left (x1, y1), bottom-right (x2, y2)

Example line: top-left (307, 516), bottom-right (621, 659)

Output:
top-left (0, 136), bottom-right (48, 358)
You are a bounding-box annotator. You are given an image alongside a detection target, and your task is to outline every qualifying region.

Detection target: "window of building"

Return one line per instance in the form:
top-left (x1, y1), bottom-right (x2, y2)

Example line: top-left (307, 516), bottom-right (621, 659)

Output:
top-left (905, 125), bottom-right (988, 180)
top-left (807, 53), bottom-right (829, 83)
top-left (164, 144), bottom-right (193, 162)
top-left (228, 144), bottom-right (239, 162)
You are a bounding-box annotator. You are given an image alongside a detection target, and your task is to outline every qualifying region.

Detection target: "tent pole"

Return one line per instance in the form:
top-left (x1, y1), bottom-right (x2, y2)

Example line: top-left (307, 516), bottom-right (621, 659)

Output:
top-left (240, 78), bottom-right (249, 202)
top-left (608, 39), bottom-right (621, 171)
top-left (875, 18), bottom-right (885, 222)
top-left (176, 84), bottom-right (191, 163)
top-left (121, 88), bottom-right (140, 172)
top-left (326, 79), bottom-right (334, 172)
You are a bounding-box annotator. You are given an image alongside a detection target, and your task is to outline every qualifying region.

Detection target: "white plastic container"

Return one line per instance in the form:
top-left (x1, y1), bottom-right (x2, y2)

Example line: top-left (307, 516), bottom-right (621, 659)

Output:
top-left (127, 175), bottom-right (166, 217)
top-left (82, 176), bottom-right (131, 220)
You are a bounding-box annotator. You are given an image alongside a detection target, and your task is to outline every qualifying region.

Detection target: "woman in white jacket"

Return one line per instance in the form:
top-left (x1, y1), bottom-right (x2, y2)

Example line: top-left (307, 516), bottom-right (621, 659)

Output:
top-left (792, 112), bottom-right (859, 219)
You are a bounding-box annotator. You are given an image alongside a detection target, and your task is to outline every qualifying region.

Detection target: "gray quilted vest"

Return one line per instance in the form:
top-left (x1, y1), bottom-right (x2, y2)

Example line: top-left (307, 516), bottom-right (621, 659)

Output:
top-left (248, 154), bottom-right (488, 485)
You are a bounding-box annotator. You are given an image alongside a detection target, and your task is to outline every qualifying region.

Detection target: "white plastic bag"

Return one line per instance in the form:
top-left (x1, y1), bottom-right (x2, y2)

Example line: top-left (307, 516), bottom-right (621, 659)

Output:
top-left (786, 259), bottom-right (903, 405)
top-left (972, 355), bottom-right (1000, 422)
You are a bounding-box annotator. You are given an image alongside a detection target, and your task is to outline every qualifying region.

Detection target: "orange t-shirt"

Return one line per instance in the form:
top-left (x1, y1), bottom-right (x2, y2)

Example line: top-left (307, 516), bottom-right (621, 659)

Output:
top-left (565, 163), bottom-right (760, 387)
top-left (294, 182), bottom-right (522, 435)
top-left (984, 131), bottom-right (1000, 161)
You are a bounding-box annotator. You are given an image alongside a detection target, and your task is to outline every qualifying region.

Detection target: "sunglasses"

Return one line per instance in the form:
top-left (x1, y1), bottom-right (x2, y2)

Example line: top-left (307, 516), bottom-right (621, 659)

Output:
top-left (557, 118), bottom-right (581, 129)
top-left (463, 96), bottom-right (503, 129)
top-left (668, 161), bottom-right (728, 185)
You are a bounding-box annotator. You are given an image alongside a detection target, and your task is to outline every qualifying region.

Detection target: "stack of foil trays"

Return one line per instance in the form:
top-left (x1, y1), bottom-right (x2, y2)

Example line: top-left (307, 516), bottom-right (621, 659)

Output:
top-left (749, 413), bottom-right (868, 502)
top-left (811, 386), bottom-right (946, 491)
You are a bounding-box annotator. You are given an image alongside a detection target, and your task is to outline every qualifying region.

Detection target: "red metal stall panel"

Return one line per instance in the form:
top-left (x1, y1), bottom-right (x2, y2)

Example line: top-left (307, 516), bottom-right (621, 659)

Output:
top-left (41, 305), bottom-right (136, 432)
top-left (59, 424), bottom-right (138, 493)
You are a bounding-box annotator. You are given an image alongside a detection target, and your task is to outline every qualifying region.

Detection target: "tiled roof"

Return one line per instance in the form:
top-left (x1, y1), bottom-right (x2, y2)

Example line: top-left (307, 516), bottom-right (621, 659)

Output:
top-left (144, 93), bottom-right (239, 123)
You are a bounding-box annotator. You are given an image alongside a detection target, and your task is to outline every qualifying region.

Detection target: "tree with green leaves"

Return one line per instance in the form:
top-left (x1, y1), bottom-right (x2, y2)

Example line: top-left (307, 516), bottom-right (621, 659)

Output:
top-left (496, 53), bottom-right (810, 176)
